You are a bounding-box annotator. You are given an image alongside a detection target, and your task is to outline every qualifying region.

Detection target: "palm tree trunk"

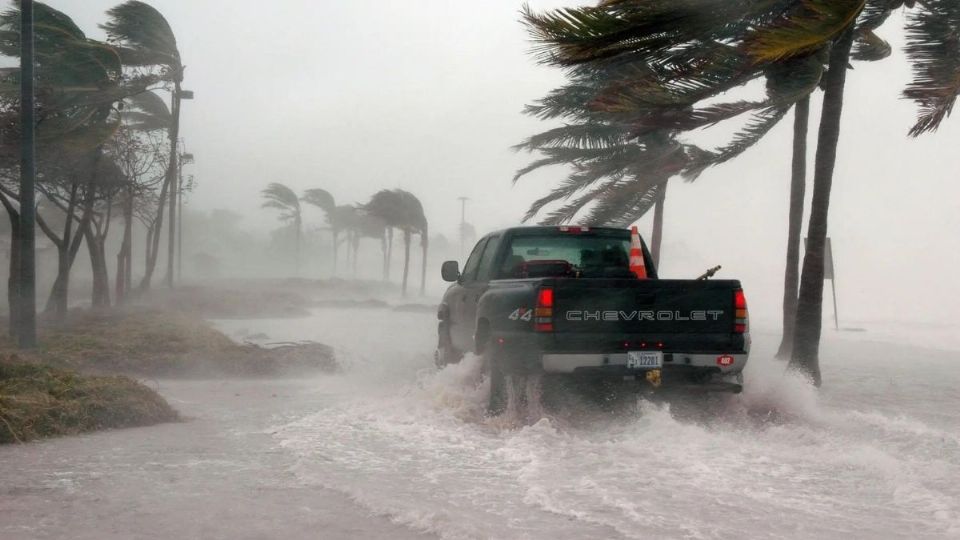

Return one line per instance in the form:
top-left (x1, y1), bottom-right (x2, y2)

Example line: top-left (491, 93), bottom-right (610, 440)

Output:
top-left (164, 81), bottom-right (181, 288)
top-left (419, 226), bottom-right (428, 297)
top-left (1, 194), bottom-right (21, 339)
top-left (776, 96), bottom-right (811, 360)
top-left (650, 181), bottom-right (668, 268)
top-left (85, 221), bottom-right (111, 309)
top-left (401, 229), bottom-right (411, 297)
top-left (352, 233), bottom-right (359, 278)
top-left (331, 229), bottom-right (338, 276)
top-left (140, 169), bottom-right (169, 291)
top-left (790, 30), bottom-right (856, 386)
top-left (40, 185), bottom-right (80, 321)
top-left (144, 223), bottom-right (154, 282)
top-left (116, 187), bottom-right (133, 303)
top-left (385, 228), bottom-right (394, 281)
top-left (294, 215), bottom-right (301, 276)
top-left (380, 232), bottom-right (387, 281)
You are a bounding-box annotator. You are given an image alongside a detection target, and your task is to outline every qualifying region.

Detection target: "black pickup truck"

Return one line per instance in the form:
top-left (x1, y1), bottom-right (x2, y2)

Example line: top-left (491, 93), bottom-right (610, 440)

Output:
top-left (437, 226), bottom-right (750, 413)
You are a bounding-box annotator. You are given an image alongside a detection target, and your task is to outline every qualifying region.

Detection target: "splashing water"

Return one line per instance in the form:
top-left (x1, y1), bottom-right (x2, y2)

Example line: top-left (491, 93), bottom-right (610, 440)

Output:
top-left (210, 309), bottom-right (960, 540)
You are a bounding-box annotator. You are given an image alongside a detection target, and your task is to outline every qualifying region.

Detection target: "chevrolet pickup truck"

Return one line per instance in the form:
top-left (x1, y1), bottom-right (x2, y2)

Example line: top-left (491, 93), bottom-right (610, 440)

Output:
top-left (437, 226), bottom-right (750, 413)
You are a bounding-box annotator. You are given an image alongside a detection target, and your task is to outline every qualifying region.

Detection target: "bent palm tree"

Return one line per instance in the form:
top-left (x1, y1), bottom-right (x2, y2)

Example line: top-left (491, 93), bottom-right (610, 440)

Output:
top-left (364, 189), bottom-right (428, 296)
top-left (301, 188), bottom-right (338, 273)
top-left (261, 183), bottom-right (302, 274)
top-left (103, 0), bottom-right (184, 288)
top-left (521, 0), bottom-right (915, 384)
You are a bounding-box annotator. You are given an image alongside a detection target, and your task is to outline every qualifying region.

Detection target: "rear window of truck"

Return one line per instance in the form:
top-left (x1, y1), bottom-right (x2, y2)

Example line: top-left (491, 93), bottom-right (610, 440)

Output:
top-left (498, 233), bottom-right (634, 279)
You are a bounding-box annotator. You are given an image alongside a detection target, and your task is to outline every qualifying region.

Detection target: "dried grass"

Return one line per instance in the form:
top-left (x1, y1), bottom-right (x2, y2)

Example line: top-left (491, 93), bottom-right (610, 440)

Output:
top-left (0, 360), bottom-right (178, 444)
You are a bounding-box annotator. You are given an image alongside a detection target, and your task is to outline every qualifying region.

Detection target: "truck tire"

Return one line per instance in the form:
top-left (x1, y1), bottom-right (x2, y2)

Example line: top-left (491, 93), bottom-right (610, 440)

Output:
top-left (435, 342), bottom-right (462, 368)
top-left (483, 345), bottom-right (507, 416)
top-left (435, 326), bottom-right (462, 368)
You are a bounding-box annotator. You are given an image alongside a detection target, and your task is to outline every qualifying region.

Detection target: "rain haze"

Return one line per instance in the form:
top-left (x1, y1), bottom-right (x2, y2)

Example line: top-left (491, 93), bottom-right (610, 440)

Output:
top-left (1, 1), bottom-right (959, 539)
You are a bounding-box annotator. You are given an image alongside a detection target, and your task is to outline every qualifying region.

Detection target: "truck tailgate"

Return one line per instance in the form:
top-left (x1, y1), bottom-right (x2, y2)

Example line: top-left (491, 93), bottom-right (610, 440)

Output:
top-left (550, 278), bottom-right (740, 335)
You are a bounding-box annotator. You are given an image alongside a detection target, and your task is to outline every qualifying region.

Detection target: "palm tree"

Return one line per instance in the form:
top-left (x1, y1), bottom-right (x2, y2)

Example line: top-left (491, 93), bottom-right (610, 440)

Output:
top-left (301, 188), bottom-right (338, 272)
top-left (775, 96), bottom-right (810, 359)
top-left (364, 189), bottom-right (403, 284)
top-left (0, 1), bottom-right (160, 322)
top-left (261, 183), bottom-right (302, 274)
top-left (121, 89), bottom-right (171, 293)
top-left (521, 0), bottom-right (920, 384)
top-left (102, 0), bottom-right (184, 289)
top-left (364, 189), bottom-right (428, 296)
top-left (347, 211), bottom-right (388, 278)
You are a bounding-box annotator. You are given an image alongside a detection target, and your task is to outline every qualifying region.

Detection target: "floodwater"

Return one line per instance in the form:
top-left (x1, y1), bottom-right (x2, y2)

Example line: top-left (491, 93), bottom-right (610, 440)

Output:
top-left (2, 307), bottom-right (958, 539)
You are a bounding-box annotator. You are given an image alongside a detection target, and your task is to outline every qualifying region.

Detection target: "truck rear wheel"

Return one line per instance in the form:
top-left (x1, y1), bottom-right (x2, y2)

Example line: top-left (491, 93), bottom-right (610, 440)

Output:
top-left (435, 325), bottom-right (462, 368)
top-left (483, 346), bottom-right (508, 416)
top-left (435, 342), bottom-right (462, 368)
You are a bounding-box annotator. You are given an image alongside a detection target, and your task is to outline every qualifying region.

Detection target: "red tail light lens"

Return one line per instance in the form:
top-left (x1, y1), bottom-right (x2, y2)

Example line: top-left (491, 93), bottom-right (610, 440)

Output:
top-left (537, 287), bottom-right (554, 308)
top-left (734, 289), bottom-right (748, 333)
top-left (535, 287), bottom-right (554, 332)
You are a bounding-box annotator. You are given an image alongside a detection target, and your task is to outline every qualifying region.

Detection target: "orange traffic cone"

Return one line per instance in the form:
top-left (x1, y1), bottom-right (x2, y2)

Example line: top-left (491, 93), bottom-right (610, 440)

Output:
top-left (629, 226), bottom-right (647, 279)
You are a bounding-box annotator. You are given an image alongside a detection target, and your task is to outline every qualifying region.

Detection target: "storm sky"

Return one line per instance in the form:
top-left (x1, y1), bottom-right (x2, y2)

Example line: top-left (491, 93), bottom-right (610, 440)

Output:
top-left (37, 1), bottom-right (960, 325)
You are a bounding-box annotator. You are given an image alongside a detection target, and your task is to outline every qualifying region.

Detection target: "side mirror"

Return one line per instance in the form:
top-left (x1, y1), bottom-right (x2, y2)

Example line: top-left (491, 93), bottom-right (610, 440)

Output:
top-left (441, 260), bottom-right (461, 282)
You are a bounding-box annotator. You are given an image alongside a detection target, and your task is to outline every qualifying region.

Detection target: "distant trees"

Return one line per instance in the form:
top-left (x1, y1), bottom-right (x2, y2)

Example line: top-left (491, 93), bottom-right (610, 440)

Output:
top-left (364, 189), bottom-right (428, 297)
top-left (264, 185), bottom-right (430, 296)
top-left (520, 0), bottom-right (960, 385)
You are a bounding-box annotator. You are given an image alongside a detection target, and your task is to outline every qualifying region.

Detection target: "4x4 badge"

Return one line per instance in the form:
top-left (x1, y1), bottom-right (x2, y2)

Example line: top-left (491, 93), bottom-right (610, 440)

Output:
top-left (508, 308), bottom-right (533, 322)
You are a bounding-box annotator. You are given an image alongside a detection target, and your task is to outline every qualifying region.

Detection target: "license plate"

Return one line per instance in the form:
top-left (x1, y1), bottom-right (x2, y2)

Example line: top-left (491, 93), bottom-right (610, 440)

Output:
top-left (627, 351), bottom-right (663, 369)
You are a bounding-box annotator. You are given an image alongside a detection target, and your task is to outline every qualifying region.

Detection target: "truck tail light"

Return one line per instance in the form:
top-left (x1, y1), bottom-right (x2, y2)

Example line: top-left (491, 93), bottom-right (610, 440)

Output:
top-left (734, 289), bottom-right (748, 333)
top-left (535, 286), bottom-right (554, 332)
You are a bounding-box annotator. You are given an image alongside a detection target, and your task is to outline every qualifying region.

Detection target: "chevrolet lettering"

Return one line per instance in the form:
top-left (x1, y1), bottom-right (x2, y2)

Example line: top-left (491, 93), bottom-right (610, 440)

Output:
top-left (565, 310), bottom-right (725, 322)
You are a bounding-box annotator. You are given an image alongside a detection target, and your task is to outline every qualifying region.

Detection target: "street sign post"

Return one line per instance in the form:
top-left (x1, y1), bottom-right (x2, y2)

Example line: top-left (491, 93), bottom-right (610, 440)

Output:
top-left (805, 236), bottom-right (839, 330)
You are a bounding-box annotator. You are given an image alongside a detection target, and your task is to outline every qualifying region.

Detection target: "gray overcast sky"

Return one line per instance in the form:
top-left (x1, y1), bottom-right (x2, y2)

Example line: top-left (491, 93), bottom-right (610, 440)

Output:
top-left (40, 1), bottom-right (960, 325)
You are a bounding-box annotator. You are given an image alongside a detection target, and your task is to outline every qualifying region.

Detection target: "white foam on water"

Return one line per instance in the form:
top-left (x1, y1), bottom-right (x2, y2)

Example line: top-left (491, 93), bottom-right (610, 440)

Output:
top-left (236, 309), bottom-right (960, 539)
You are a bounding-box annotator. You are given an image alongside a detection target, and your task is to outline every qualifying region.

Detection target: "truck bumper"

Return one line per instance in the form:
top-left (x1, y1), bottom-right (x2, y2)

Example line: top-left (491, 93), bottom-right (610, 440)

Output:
top-left (488, 331), bottom-right (748, 392)
top-left (542, 352), bottom-right (747, 374)
top-left (541, 352), bottom-right (746, 393)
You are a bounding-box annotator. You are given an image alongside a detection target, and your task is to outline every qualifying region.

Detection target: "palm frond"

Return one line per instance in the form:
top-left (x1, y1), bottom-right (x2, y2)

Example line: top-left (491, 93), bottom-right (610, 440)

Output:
top-left (514, 122), bottom-right (628, 152)
top-left (684, 104), bottom-right (790, 178)
top-left (581, 177), bottom-right (664, 227)
top-left (851, 29), bottom-right (891, 61)
top-left (536, 177), bottom-right (623, 225)
top-left (744, 0), bottom-right (866, 62)
top-left (261, 183), bottom-right (300, 212)
top-left (903, 0), bottom-right (960, 136)
top-left (101, 1), bottom-right (181, 70)
top-left (521, 1), bottom-right (784, 67)
top-left (302, 188), bottom-right (336, 212)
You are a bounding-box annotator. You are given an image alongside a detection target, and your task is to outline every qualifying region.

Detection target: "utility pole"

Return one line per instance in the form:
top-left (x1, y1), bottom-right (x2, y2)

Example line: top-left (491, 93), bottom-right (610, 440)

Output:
top-left (164, 87), bottom-right (192, 288)
top-left (457, 196), bottom-right (469, 256)
top-left (18, 0), bottom-right (37, 348)
top-left (177, 155), bottom-right (193, 282)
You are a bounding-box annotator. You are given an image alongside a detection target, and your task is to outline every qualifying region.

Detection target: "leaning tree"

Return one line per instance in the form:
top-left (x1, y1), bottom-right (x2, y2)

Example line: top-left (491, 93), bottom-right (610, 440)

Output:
top-left (364, 189), bottom-right (429, 296)
top-left (261, 183), bottom-right (303, 275)
top-left (102, 0), bottom-right (186, 289)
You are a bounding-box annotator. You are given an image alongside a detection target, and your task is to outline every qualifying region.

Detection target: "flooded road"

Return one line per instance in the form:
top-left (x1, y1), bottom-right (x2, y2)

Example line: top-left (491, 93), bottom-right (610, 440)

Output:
top-left (2, 307), bottom-right (959, 539)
